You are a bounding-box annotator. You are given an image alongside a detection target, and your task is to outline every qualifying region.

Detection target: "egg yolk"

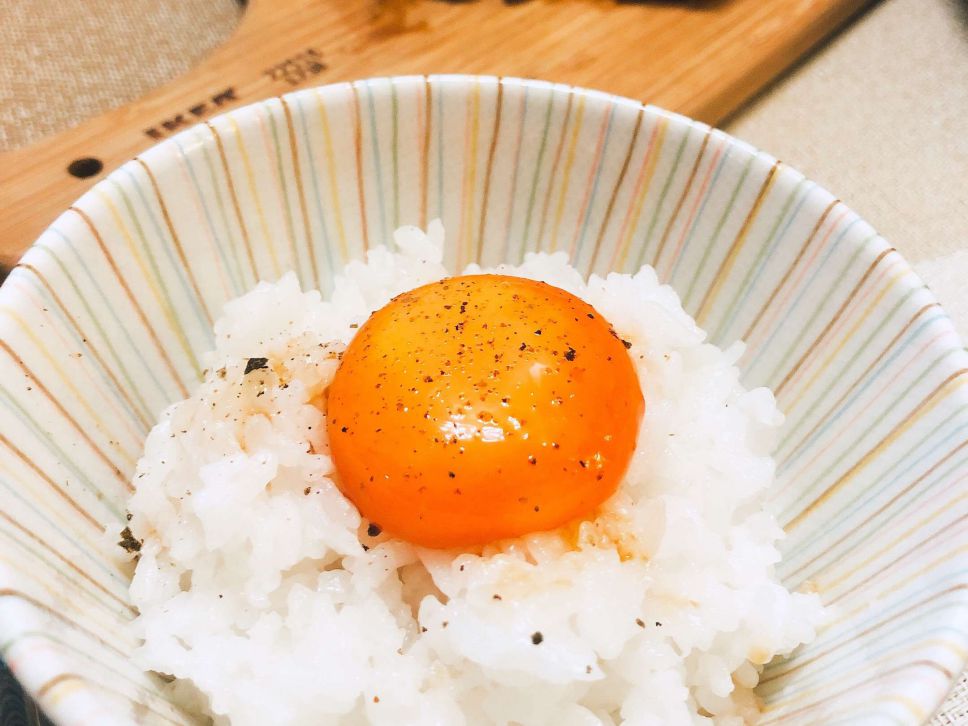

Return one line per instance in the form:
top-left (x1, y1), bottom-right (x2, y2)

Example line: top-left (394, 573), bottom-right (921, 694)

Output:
top-left (325, 275), bottom-right (644, 548)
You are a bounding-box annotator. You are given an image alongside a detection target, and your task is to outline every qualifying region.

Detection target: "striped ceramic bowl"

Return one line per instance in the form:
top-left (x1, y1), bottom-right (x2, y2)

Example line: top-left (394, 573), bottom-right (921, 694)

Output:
top-left (0, 76), bottom-right (965, 725)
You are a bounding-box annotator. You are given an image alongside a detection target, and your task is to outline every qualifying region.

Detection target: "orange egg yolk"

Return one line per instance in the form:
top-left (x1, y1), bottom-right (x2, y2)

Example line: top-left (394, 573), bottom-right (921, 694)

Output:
top-left (325, 275), bottom-right (644, 548)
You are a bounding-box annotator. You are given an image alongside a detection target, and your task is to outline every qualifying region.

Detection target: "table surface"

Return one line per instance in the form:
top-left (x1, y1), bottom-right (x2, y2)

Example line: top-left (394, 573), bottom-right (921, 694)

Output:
top-left (1, 0), bottom-right (966, 723)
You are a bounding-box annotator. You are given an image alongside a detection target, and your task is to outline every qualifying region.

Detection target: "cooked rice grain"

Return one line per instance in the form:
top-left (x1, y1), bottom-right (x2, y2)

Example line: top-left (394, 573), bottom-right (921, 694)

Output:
top-left (127, 222), bottom-right (823, 726)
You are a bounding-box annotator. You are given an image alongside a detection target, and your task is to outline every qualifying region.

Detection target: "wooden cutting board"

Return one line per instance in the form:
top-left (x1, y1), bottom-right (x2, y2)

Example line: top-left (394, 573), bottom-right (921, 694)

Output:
top-left (0, 0), bottom-right (874, 273)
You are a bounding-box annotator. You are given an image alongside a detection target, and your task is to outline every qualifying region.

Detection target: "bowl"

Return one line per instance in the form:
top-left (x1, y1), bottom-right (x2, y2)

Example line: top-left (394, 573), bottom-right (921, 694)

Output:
top-left (0, 76), bottom-right (965, 725)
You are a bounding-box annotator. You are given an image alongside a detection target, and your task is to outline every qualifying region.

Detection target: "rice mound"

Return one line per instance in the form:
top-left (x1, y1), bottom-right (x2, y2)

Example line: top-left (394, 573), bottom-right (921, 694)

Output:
top-left (126, 222), bottom-right (823, 725)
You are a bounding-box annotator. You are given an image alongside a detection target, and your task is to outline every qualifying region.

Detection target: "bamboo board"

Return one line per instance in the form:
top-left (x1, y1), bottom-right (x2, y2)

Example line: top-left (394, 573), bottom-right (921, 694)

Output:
top-left (0, 0), bottom-right (875, 272)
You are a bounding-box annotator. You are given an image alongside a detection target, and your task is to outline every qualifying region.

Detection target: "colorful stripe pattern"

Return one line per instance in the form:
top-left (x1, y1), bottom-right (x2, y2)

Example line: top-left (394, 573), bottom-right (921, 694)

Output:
top-left (0, 76), bottom-right (965, 725)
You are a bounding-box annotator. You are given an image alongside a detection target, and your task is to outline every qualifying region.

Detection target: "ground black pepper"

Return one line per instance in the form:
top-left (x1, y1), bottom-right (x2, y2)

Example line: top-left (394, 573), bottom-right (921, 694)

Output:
top-left (244, 357), bottom-right (269, 374)
top-left (119, 526), bottom-right (141, 553)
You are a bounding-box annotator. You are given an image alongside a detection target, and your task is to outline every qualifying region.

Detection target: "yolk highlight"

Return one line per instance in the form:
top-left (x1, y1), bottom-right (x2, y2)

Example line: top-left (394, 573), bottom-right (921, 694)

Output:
top-left (325, 275), bottom-right (644, 548)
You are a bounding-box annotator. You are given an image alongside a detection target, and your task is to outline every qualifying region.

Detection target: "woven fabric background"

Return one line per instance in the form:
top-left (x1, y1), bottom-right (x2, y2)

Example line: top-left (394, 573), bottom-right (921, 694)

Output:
top-left (935, 676), bottom-right (968, 725)
top-left (0, 0), bottom-right (241, 150)
top-left (0, 0), bottom-right (966, 723)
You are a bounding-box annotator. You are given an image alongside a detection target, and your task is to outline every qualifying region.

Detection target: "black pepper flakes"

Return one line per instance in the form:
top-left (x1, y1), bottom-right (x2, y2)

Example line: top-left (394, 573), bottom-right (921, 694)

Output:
top-left (621, 339), bottom-right (632, 350)
top-left (531, 631), bottom-right (543, 645)
top-left (564, 347), bottom-right (576, 361)
top-left (244, 357), bottom-right (269, 374)
top-left (118, 526), bottom-right (141, 553)
top-left (367, 523), bottom-right (382, 537)
top-left (636, 618), bottom-right (645, 628)
top-left (448, 471), bottom-right (456, 478)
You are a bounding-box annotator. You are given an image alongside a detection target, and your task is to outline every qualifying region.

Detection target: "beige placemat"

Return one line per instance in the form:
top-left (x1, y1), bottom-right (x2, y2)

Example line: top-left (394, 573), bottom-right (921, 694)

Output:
top-left (726, 0), bottom-right (968, 266)
top-left (1, 0), bottom-right (966, 721)
top-left (0, 0), bottom-right (241, 150)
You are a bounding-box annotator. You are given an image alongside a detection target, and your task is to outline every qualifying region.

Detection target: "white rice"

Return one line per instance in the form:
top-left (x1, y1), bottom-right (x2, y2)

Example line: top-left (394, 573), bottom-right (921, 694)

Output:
top-left (125, 222), bottom-right (823, 725)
